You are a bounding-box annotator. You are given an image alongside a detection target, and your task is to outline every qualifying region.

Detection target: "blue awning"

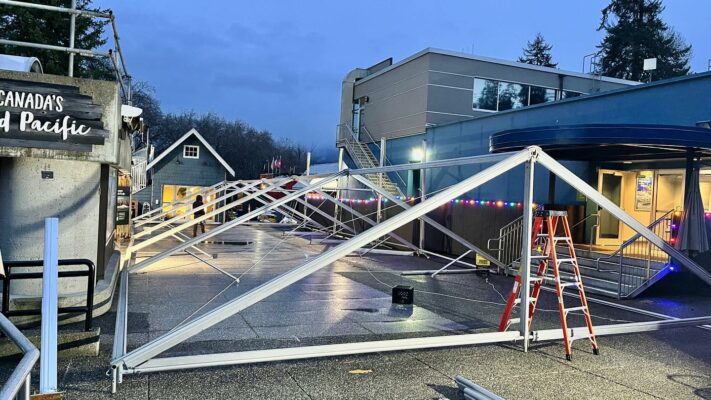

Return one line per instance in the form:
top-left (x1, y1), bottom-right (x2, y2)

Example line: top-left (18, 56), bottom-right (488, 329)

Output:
top-left (490, 124), bottom-right (711, 161)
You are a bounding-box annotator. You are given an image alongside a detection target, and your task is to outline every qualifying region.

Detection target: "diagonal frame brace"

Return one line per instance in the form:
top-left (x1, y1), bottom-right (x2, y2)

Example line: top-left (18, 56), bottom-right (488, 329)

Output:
top-left (113, 148), bottom-right (534, 370)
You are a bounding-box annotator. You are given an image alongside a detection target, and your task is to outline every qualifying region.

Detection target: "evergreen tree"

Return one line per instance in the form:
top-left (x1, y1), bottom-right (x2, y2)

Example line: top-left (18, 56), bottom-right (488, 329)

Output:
top-left (0, 0), bottom-right (114, 79)
top-left (518, 33), bottom-right (557, 68)
top-left (597, 0), bottom-right (691, 81)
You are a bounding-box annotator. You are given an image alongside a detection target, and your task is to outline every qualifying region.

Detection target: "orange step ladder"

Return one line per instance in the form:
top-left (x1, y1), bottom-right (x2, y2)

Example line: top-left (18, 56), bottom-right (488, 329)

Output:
top-left (498, 210), bottom-right (599, 360)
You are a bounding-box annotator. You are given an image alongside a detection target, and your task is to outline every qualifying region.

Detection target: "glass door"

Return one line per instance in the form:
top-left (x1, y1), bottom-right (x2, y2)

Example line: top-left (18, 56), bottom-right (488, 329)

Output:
top-left (597, 170), bottom-right (624, 245)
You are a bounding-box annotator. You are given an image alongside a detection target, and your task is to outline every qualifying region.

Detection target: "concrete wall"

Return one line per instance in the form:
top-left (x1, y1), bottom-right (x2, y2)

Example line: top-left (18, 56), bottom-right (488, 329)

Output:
top-left (0, 157), bottom-right (101, 296)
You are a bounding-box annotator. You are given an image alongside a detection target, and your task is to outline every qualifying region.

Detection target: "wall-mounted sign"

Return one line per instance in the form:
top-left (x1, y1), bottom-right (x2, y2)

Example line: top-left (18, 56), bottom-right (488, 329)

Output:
top-left (635, 171), bottom-right (654, 211)
top-left (116, 185), bottom-right (131, 225)
top-left (0, 78), bottom-right (108, 151)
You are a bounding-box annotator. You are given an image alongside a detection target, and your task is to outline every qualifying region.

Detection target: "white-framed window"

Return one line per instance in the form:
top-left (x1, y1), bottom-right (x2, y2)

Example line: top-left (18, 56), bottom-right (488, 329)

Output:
top-left (183, 145), bottom-right (200, 159)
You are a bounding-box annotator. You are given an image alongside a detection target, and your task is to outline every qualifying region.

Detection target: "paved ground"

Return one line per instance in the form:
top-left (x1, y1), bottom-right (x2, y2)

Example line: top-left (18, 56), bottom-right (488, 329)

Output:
top-left (2, 224), bottom-right (710, 399)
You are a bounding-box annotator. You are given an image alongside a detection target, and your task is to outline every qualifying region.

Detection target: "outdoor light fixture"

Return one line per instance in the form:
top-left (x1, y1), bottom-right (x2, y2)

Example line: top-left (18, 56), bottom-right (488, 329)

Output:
top-left (410, 147), bottom-right (424, 162)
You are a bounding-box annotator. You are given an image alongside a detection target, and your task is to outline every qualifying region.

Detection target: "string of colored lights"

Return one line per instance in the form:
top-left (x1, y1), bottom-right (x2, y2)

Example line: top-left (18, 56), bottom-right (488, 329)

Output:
top-left (304, 193), bottom-right (530, 209)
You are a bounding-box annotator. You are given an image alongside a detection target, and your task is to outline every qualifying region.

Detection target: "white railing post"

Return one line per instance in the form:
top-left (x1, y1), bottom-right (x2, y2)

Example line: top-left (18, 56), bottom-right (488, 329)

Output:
top-left (40, 218), bottom-right (59, 394)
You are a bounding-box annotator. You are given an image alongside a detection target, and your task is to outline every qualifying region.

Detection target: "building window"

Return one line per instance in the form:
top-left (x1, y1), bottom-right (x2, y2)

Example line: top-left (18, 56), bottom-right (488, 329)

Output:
top-left (497, 81), bottom-right (528, 111)
top-left (473, 78), bottom-right (498, 111)
top-left (183, 145), bottom-right (199, 159)
top-left (529, 86), bottom-right (557, 105)
top-left (561, 90), bottom-right (582, 99)
top-left (473, 77), bottom-right (566, 111)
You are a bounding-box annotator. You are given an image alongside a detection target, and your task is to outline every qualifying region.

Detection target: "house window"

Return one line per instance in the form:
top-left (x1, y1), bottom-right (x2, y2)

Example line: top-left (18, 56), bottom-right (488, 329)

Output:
top-left (183, 145), bottom-right (199, 159)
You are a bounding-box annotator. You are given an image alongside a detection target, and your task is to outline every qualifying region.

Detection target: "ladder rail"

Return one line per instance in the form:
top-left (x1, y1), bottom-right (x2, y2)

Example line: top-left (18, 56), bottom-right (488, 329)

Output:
top-left (499, 210), bottom-right (600, 360)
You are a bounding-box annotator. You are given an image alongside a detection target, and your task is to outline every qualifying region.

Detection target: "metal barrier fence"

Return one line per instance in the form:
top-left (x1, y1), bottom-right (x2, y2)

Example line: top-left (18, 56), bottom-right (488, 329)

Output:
top-left (1, 259), bottom-right (95, 331)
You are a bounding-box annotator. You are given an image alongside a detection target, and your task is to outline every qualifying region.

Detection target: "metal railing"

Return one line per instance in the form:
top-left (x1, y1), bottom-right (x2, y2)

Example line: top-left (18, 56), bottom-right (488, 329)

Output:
top-left (487, 215), bottom-right (524, 272)
top-left (595, 210), bottom-right (674, 298)
top-left (0, 313), bottom-right (39, 400)
top-left (336, 123), bottom-right (407, 192)
top-left (570, 213), bottom-right (599, 247)
top-left (1, 259), bottom-right (96, 331)
top-left (0, 0), bottom-right (131, 103)
top-left (131, 160), bottom-right (147, 193)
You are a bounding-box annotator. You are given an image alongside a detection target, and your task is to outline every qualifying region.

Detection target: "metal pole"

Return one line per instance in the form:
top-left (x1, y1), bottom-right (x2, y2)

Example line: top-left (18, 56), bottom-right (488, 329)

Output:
top-left (68, 0), bottom-right (76, 77)
top-left (303, 152), bottom-right (312, 225)
top-left (334, 148), bottom-right (345, 234)
top-left (351, 174), bottom-right (504, 269)
top-left (419, 139), bottom-right (427, 251)
top-left (40, 218), bottom-right (59, 394)
top-left (519, 159), bottom-right (535, 352)
top-left (377, 137), bottom-right (386, 223)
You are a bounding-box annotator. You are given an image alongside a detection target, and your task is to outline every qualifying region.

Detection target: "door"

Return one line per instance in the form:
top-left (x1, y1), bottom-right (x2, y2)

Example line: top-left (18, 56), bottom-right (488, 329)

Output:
top-left (597, 170), bottom-right (623, 245)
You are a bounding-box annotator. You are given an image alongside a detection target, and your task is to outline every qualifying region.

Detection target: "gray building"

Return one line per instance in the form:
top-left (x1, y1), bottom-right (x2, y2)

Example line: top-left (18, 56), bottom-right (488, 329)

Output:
top-left (338, 48), bottom-right (636, 146)
top-left (330, 48), bottom-right (711, 296)
top-left (133, 128), bottom-right (235, 221)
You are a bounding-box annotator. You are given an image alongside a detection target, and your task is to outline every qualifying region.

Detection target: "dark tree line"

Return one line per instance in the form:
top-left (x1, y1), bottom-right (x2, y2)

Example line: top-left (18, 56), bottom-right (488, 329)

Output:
top-left (132, 83), bottom-right (311, 179)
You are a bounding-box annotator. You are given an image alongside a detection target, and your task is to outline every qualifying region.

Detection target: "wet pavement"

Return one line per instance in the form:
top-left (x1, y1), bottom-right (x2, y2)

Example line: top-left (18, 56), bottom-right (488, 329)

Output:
top-left (1, 224), bottom-right (710, 399)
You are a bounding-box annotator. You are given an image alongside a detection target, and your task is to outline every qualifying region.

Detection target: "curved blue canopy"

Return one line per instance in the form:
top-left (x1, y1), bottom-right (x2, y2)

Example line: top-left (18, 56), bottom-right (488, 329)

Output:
top-left (489, 124), bottom-right (711, 161)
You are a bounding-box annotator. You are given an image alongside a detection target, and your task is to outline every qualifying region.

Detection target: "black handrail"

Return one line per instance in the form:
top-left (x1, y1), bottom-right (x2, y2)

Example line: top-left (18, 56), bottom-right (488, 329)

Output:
top-left (1, 258), bottom-right (95, 331)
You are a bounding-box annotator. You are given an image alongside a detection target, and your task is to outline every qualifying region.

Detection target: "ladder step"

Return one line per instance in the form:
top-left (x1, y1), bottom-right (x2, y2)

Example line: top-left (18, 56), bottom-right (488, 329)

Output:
top-left (552, 237), bottom-right (572, 241)
top-left (565, 306), bottom-right (587, 314)
top-left (556, 258), bottom-right (576, 263)
top-left (559, 282), bottom-right (580, 288)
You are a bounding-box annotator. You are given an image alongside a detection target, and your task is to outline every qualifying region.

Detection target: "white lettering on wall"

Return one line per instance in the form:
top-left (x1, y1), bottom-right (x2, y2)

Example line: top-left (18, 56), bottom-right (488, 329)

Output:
top-left (1, 89), bottom-right (91, 141)
top-left (19, 111), bottom-right (91, 140)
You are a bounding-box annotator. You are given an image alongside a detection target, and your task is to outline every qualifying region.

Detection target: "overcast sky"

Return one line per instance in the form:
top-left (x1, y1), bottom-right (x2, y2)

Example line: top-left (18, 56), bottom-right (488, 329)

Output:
top-left (101, 1), bottom-right (710, 150)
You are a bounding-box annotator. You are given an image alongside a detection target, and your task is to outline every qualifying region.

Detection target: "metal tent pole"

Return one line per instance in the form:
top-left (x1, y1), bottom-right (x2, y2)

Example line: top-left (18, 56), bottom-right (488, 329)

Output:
top-left (112, 149), bottom-right (532, 370)
top-left (39, 218), bottom-right (59, 394)
top-left (129, 172), bottom-right (346, 273)
top-left (351, 174), bottom-right (504, 269)
top-left (129, 179), bottom-right (290, 254)
top-left (519, 158), bottom-right (535, 352)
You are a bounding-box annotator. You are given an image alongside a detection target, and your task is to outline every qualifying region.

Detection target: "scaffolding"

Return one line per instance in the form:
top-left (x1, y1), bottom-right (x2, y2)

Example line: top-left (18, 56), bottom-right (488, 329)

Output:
top-left (110, 146), bottom-right (711, 392)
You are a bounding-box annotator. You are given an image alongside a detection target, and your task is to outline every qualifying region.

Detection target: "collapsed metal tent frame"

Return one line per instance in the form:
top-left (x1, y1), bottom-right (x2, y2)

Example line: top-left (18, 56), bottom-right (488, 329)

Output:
top-left (111, 146), bottom-right (711, 392)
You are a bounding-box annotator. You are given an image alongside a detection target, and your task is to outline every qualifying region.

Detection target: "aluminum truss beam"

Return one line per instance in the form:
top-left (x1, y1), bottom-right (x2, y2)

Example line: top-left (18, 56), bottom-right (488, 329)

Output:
top-left (128, 172), bottom-right (346, 274)
top-left (112, 149), bottom-right (533, 370)
top-left (135, 180), bottom-right (259, 238)
top-left (112, 146), bottom-right (711, 388)
top-left (294, 179), bottom-right (419, 253)
top-left (135, 180), bottom-right (232, 225)
top-left (537, 152), bottom-right (711, 286)
top-left (123, 315), bottom-right (711, 374)
top-left (351, 174), bottom-right (504, 269)
top-left (250, 192), bottom-right (328, 231)
top-left (129, 179), bottom-right (291, 254)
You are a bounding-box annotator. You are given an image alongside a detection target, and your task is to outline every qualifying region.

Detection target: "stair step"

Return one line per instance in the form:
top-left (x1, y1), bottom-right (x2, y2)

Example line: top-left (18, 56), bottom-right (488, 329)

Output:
top-left (564, 306), bottom-right (587, 314)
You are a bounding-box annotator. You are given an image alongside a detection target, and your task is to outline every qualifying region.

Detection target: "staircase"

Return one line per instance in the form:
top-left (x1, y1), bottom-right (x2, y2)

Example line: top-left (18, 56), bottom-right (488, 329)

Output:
top-left (338, 124), bottom-right (401, 196)
top-left (491, 210), bottom-right (675, 299)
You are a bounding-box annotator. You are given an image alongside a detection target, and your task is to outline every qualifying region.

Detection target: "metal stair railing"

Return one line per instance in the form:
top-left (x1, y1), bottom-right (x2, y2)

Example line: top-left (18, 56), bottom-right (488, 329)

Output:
top-left (337, 124), bottom-right (403, 196)
top-left (595, 209), bottom-right (675, 298)
top-left (131, 160), bottom-right (147, 193)
top-left (487, 215), bottom-right (523, 272)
